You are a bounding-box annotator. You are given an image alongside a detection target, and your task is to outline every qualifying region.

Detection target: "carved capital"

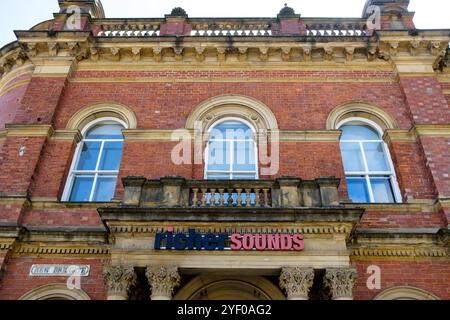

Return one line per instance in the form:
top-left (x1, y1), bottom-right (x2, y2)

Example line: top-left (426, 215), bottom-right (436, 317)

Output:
top-left (217, 47), bottom-right (226, 62)
top-left (302, 47), bottom-right (311, 61)
top-left (389, 42), bottom-right (399, 56)
top-left (279, 267), bottom-right (315, 300)
top-left (324, 47), bottom-right (333, 61)
top-left (47, 42), bottom-right (59, 57)
top-left (26, 43), bottom-right (37, 58)
top-left (281, 47), bottom-right (291, 61)
top-left (259, 47), bottom-right (269, 61)
top-left (102, 266), bottom-right (137, 300)
top-left (324, 268), bottom-right (357, 300)
top-left (110, 47), bottom-right (120, 61)
top-left (153, 47), bottom-right (163, 62)
top-left (345, 47), bottom-right (355, 62)
top-left (146, 265), bottom-right (181, 300)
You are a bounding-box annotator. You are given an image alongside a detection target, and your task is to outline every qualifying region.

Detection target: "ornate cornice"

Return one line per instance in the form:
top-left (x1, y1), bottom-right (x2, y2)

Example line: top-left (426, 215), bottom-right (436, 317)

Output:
top-left (12, 244), bottom-right (110, 256)
top-left (352, 247), bottom-right (448, 258)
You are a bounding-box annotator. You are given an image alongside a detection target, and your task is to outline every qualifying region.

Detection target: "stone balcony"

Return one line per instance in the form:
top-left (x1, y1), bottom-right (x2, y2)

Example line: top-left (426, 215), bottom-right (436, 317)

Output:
top-left (120, 176), bottom-right (342, 209)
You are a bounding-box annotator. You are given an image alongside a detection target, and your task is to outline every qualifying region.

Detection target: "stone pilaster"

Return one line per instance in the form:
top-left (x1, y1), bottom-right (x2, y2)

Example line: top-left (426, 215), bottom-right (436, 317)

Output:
top-left (146, 265), bottom-right (181, 300)
top-left (102, 266), bottom-right (136, 300)
top-left (324, 268), bottom-right (357, 300)
top-left (279, 267), bottom-right (315, 300)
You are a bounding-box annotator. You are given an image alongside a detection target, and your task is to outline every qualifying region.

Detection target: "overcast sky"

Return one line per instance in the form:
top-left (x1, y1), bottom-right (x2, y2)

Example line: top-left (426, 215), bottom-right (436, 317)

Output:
top-left (0, 0), bottom-right (449, 48)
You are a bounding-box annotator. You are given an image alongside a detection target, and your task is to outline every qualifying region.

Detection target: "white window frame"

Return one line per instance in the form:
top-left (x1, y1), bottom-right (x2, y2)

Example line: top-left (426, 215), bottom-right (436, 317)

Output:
top-left (338, 117), bottom-right (402, 203)
top-left (62, 117), bottom-right (127, 202)
top-left (204, 117), bottom-right (259, 180)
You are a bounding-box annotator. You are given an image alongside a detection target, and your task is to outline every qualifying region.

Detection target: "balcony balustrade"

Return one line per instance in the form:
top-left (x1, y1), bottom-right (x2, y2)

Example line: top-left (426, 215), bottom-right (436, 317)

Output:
top-left (120, 176), bottom-right (341, 209)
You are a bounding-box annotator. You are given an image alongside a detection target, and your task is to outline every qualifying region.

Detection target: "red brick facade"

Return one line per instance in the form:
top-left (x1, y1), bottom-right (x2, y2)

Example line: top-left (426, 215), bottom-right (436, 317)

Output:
top-left (0, 0), bottom-right (448, 301)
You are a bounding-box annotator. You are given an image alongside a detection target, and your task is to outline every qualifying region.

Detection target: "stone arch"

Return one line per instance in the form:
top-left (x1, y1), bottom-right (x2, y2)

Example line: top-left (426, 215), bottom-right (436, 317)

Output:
top-left (374, 286), bottom-right (440, 300)
top-left (19, 283), bottom-right (91, 300)
top-left (185, 95), bottom-right (279, 133)
top-left (66, 102), bottom-right (137, 131)
top-left (326, 102), bottom-right (398, 131)
top-left (0, 64), bottom-right (34, 96)
top-left (174, 275), bottom-right (285, 300)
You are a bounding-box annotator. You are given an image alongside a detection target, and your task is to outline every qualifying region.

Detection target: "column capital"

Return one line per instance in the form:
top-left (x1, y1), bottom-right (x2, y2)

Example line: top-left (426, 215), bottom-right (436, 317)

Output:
top-left (146, 265), bottom-right (181, 300)
top-left (324, 268), bottom-right (358, 300)
top-left (279, 267), bottom-right (315, 300)
top-left (102, 265), bottom-right (136, 300)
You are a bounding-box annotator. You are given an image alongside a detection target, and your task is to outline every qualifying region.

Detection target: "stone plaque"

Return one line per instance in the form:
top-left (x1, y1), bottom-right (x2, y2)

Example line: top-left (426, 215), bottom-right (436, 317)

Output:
top-left (29, 264), bottom-right (90, 277)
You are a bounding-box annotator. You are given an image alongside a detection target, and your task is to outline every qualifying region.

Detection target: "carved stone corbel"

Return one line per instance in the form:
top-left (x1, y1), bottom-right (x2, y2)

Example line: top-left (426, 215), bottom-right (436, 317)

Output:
top-left (90, 46), bottom-right (99, 61)
top-left (302, 47), bottom-right (312, 61)
top-left (345, 47), bottom-right (355, 62)
top-left (367, 47), bottom-right (377, 61)
top-left (389, 42), bottom-right (399, 56)
top-left (195, 46), bottom-right (205, 62)
top-left (409, 40), bottom-right (420, 56)
top-left (174, 47), bottom-right (184, 61)
top-left (146, 265), bottom-right (181, 300)
top-left (279, 267), bottom-right (315, 300)
top-left (132, 47), bottom-right (141, 61)
top-left (110, 47), bottom-right (120, 61)
top-left (153, 47), bottom-right (163, 62)
top-left (281, 47), bottom-right (291, 62)
top-left (238, 47), bottom-right (248, 62)
top-left (47, 42), bottom-right (59, 57)
top-left (429, 41), bottom-right (443, 56)
top-left (323, 268), bottom-right (357, 300)
top-left (259, 47), bottom-right (269, 61)
top-left (324, 47), bottom-right (333, 61)
top-left (26, 43), bottom-right (37, 58)
top-left (217, 47), bottom-right (226, 62)
top-left (103, 265), bottom-right (137, 300)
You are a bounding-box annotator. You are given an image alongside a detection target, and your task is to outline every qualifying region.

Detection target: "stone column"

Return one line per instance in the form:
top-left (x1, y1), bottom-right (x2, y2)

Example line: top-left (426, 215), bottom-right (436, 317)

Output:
top-left (103, 266), bottom-right (137, 300)
top-left (279, 267), bottom-right (315, 300)
top-left (146, 265), bottom-right (181, 300)
top-left (324, 268), bottom-right (357, 300)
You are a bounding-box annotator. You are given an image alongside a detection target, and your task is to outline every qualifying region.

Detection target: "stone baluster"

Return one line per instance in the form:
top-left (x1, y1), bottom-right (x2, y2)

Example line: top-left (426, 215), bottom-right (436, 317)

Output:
top-left (210, 188), bottom-right (216, 206)
top-left (191, 188), bottom-right (199, 207)
top-left (245, 189), bottom-right (252, 206)
top-left (218, 189), bottom-right (225, 206)
top-left (146, 265), bottom-right (181, 300)
top-left (201, 188), bottom-right (208, 207)
top-left (103, 266), bottom-right (137, 300)
top-left (323, 268), bottom-right (358, 300)
top-left (236, 189), bottom-right (243, 206)
top-left (279, 267), bottom-right (315, 300)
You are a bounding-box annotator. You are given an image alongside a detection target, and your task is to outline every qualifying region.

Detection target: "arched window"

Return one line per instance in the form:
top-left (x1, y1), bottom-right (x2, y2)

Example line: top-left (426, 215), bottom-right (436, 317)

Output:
top-left (338, 118), bottom-right (401, 203)
top-left (205, 119), bottom-right (258, 180)
top-left (63, 118), bottom-right (126, 202)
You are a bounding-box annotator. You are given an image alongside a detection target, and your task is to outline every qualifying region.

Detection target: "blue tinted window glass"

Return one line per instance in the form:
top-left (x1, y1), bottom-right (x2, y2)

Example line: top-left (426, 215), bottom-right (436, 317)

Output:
top-left (93, 177), bottom-right (117, 202)
top-left (69, 176), bottom-right (94, 202)
top-left (371, 177), bottom-right (395, 203)
top-left (76, 142), bottom-right (101, 170)
top-left (347, 177), bottom-right (370, 203)
top-left (364, 142), bottom-right (390, 172)
top-left (233, 140), bottom-right (256, 171)
top-left (340, 142), bottom-right (365, 172)
top-left (207, 140), bottom-right (230, 171)
top-left (86, 124), bottom-right (123, 139)
top-left (341, 125), bottom-right (380, 140)
top-left (99, 142), bottom-right (124, 170)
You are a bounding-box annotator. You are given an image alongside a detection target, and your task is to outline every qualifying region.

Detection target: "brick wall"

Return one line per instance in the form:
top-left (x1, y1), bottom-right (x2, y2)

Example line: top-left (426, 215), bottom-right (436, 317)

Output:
top-left (0, 257), bottom-right (108, 300)
top-left (0, 73), bottom-right (31, 130)
top-left (353, 259), bottom-right (450, 300)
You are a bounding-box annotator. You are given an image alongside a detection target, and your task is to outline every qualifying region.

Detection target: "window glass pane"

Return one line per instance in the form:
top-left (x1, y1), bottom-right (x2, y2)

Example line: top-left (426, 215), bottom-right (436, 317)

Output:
top-left (341, 125), bottom-right (380, 140)
top-left (363, 142), bottom-right (390, 172)
top-left (212, 121), bottom-right (252, 140)
top-left (340, 142), bottom-right (365, 172)
top-left (76, 142), bottom-right (101, 170)
top-left (206, 173), bottom-right (231, 180)
top-left (233, 140), bottom-right (256, 171)
top-left (86, 123), bottom-right (123, 139)
top-left (92, 176), bottom-right (117, 202)
top-left (69, 176), bottom-right (94, 202)
top-left (99, 142), bottom-right (124, 171)
top-left (347, 177), bottom-right (370, 203)
top-left (371, 177), bottom-right (395, 203)
top-left (207, 140), bottom-right (230, 171)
